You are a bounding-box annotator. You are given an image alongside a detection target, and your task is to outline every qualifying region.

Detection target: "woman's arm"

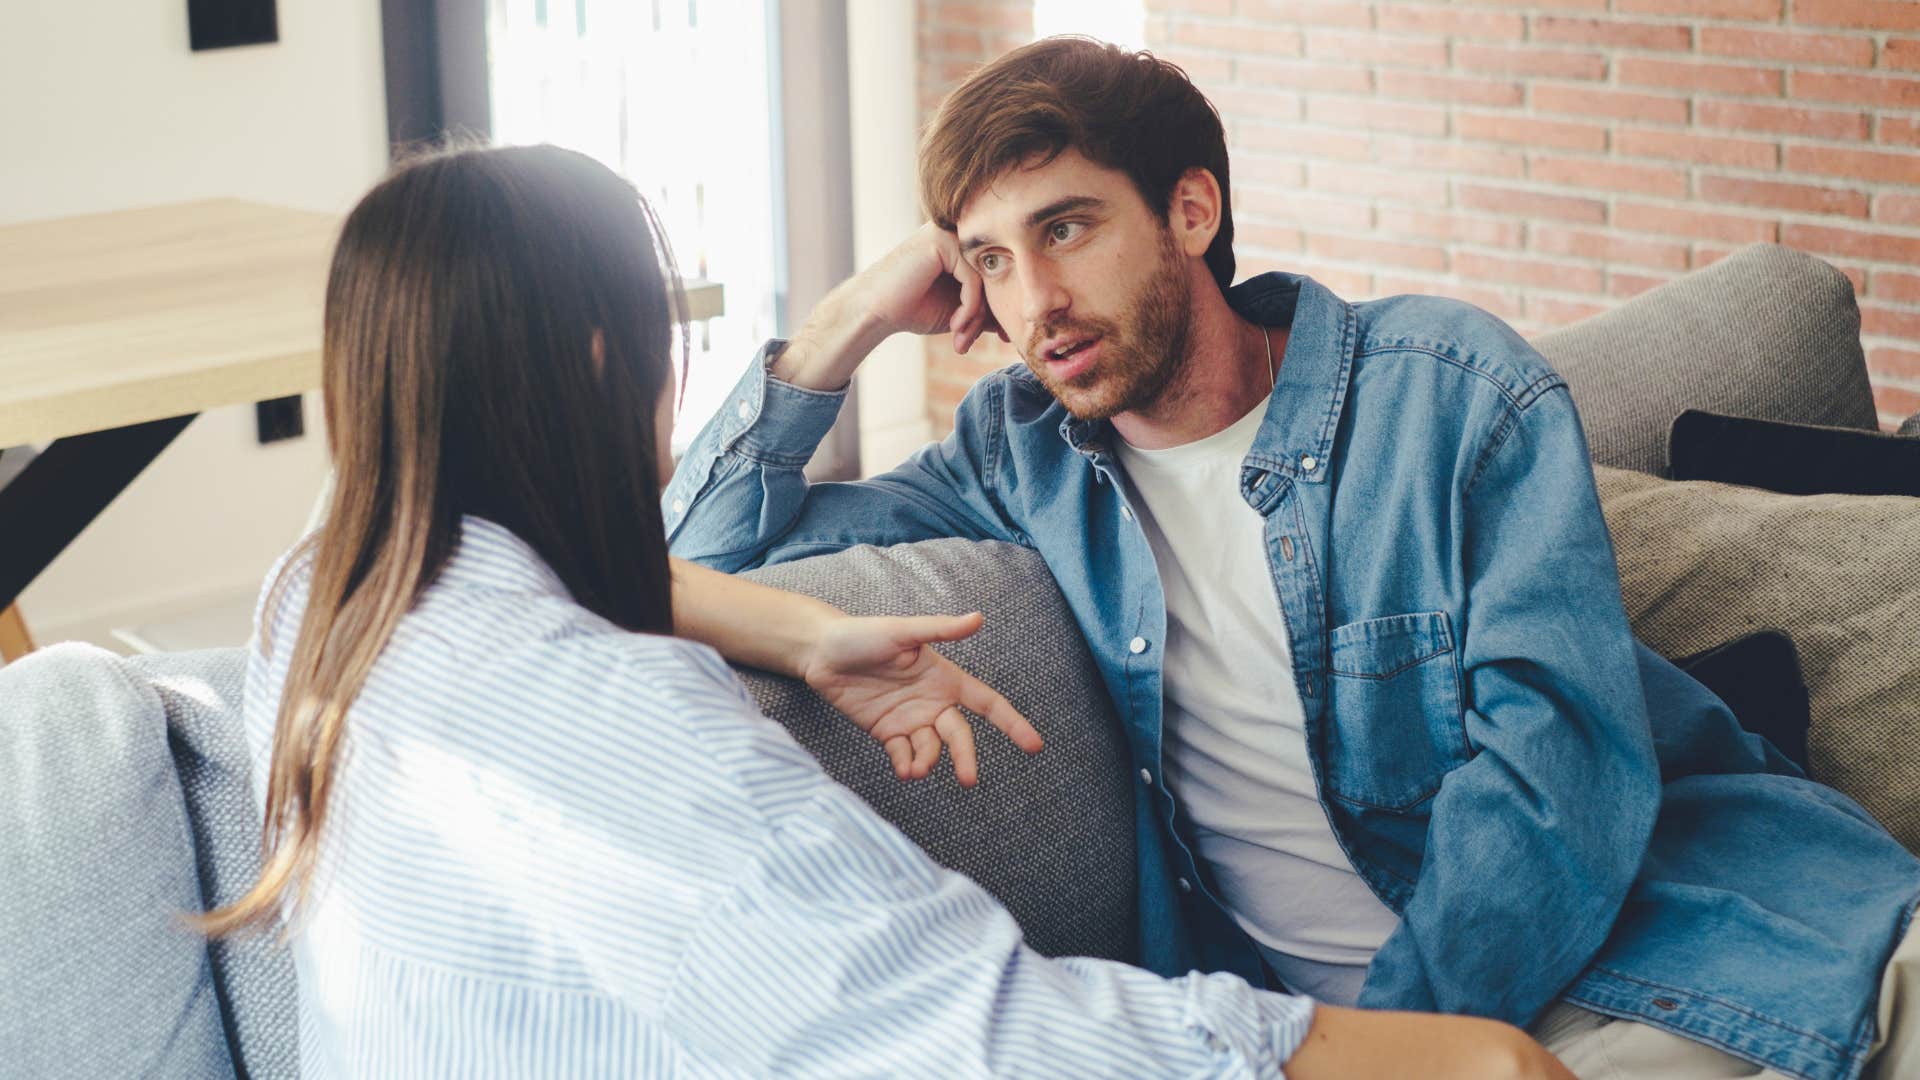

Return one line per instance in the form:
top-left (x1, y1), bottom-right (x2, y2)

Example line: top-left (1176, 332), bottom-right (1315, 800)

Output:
top-left (669, 557), bottom-right (1042, 784)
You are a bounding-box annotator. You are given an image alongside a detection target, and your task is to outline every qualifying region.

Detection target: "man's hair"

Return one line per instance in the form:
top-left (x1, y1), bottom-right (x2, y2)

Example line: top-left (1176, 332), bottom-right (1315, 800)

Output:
top-left (919, 36), bottom-right (1235, 290)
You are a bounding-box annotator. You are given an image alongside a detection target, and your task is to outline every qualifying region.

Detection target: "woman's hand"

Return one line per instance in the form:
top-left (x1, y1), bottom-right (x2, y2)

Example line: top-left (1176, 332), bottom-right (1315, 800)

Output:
top-left (801, 612), bottom-right (1043, 786)
top-left (1285, 1005), bottom-right (1577, 1080)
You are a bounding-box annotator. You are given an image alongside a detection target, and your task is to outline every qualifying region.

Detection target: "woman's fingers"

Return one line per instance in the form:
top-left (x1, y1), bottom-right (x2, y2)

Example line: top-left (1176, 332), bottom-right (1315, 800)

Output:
top-left (908, 727), bottom-right (941, 779)
top-left (960, 677), bottom-right (1043, 754)
top-left (884, 735), bottom-right (913, 779)
top-left (935, 707), bottom-right (980, 787)
top-left (890, 611), bottom-right (984, 648)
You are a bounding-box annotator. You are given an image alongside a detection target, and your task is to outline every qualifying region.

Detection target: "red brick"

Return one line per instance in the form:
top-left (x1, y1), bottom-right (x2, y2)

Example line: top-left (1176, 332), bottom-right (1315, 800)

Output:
top-left (1377, 71), bottom-right (1523, 107)
top-left (1234, 156), bottom-right (1307, 189)
top-left (1700, 26), bottom-right (1876, 67)
top-left (1868, 346), bottom-right (1920, 380)
top-left (1532, 17), bottom-right (1692, 52)
top-left (1529, 225), bottom-right (1692, 271)
top-left (1792, 71), bottom-right (1920, 110)
top-left (1375, 5), bottom-right (1525, 39)
top-left (1372, 275), bottom-right (1527, 319)
top-left (1240, 58), bottom-right (1373, 94)
top-left (1617, 58), bottom-right (1784, 97)
top-left (1206, 86), bottom-right (1304, 122)
top-left (1533, 84), bottom-right (1690, 125)
top-left (1283, 258), bottom-right (1375, 297)
top-left (1456, 252), bottom-right (1605, 292)
top-left (1375, 207), bottom-right (1526, 248)
top-left (1306, 233), bottom-right (1451, 272)
top-left (1692, 244), bottom-right (1742, 270)
top-left (1873, 271), bottom-right (1920, 304)
top-left (1525, 295), bottom-right (1612, 326)
top-left (1529, 156), bottom-right (1690, 199)
top-left (1251, 195), bottom-right (1374, 233)
top-left (1870, 382), bottom-right (1920, 422)
top-left (1615, 200), bottom-right (1781, 244)
top-left (1374, 135), bottom-right (1526, 178)
top-left (1888, 39), bottom-right (1920, 72)
top-left (1610, 271), bottom-right (1679, 300)
top-left (1698, 175), bottom-right (1870, 217)
top-left (1468, 0), bottom-right (1607, 8)
top-left (1452, 44), bottom-right (1607, 81)
top-left (1236, 0), bottom-right (1375, 28)
top-left (1455, 112), bottom-right (1607, 153)
top-left (1305, 96), bottom-right (1449, 136)
top-left (1237, 221), bottom-right (1305, 253)
top-left (924, 2), bottom-right (1031, 32)
top-left (1884, 116), bottom-right (1920, 148)
top-left (1307, 163), bottom-right (1451, 204)
top-left (1615, 0), bottom-right (1781, 16)
top-left (1783, 145), bottom-right (1920, 186)
top-left (1878, 193), bottom-right (1920, 226)
top-left (1615, 128), bottom-right (1778, 169)
top-left (1792, 0), bottom-right (1920, 32)
top-left (1237, 122), bottom-right (1370, 159)
top-left (1154, 48), bottom-right (1235, 86)
top-left (1459, 183), bottom-right (1607, 223)
top-left (1695, 100), bottom-right (1870, 140)
top-left (1169, 20), bottom-right (1303, 55)
top-left (1783, 223), bottom-right (1920, 264)
top-left (1148, 0), bottom-right (1231, 12)
top-left (1305, 30), bottom-right (1448, 68)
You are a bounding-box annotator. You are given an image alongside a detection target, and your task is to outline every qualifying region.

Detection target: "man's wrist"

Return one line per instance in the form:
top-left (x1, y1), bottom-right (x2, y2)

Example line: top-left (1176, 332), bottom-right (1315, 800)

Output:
top-left (772, 291), bottom-right (892, 391)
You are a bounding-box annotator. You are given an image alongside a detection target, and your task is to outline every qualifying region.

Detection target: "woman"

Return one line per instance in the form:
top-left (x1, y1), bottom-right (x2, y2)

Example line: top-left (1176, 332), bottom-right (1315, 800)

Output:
top-left (207, 144), bottom-right (1570, 1078)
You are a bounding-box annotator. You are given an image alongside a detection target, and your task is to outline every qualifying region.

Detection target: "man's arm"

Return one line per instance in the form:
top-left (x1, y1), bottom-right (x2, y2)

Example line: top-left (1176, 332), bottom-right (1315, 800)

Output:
top-left (1358, 383), bottom-right (1662, 1024)
top-left (666, 226), bottom-right (1016, 572)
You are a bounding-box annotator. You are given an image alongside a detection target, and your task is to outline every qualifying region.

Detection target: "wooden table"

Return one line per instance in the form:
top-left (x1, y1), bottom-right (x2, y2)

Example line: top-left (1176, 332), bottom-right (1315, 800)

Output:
top-left (0, 199), bottom-right (722, 651)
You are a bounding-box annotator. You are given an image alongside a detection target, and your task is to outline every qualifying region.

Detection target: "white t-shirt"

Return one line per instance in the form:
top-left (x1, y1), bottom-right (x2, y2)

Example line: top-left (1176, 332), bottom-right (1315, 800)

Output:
top-left (1113, 400), bottom-right (1400, 1006)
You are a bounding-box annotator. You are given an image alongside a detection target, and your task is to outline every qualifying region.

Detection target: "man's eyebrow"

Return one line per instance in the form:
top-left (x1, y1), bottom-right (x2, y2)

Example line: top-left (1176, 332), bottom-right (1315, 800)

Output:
top-left (959, 196), bottom-right (1107, 253)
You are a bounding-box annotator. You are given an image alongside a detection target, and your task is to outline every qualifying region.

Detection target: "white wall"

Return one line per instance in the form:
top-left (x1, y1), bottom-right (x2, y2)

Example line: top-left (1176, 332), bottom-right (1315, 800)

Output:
top-left (847, 0), bottom-right (933, 474)
top-left (1, 0), bottom-right (389, 647)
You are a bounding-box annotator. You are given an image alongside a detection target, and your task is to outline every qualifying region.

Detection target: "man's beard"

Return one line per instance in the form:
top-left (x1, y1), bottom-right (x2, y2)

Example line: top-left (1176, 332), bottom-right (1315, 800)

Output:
top-left (1021, 228), bottom-right (1194, 421)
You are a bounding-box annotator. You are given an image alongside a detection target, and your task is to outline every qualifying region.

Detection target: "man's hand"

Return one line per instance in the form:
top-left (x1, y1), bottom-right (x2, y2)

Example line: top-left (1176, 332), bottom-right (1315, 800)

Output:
top-left (1286, 1005), bottom-right (1577, 1080)
top-left (800, 611), bottom-right (1042, 786)
top-left (774, 224), bottom-right (1006, 392)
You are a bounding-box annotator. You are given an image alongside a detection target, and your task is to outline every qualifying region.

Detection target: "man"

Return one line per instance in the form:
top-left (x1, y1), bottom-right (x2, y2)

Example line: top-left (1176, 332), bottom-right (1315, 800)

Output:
top-left (667, 37), bottom-right (1920, 1079)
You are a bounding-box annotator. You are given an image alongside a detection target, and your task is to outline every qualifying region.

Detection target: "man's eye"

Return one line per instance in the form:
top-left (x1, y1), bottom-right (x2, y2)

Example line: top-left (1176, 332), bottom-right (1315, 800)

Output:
top-left (979, 253), bottom-right (1002, 273)
top-left (1049, 221), bottom-right (1083, 243)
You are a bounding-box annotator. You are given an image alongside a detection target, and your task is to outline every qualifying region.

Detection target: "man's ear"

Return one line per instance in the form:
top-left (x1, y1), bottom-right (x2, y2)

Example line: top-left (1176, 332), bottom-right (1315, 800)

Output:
top-left (1166, 167), bottom-right (1223, 259)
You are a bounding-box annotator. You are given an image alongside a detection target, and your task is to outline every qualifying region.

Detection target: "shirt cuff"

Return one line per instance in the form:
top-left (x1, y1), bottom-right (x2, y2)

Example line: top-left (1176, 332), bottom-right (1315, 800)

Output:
top-left (713, 340), bottom-right (848, 467)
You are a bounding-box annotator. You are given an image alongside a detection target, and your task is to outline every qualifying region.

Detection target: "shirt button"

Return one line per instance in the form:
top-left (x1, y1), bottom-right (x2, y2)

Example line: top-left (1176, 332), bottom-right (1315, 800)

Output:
top-left (1178, 877), bottom-right (1193, 894)
top-left (1139, 768), bottom-right (1153, 785)
top-left (737, 400), bottom-right (752, 420)
top-left (1128, 636), bottom-right (1148, 654)
top-left (1300, 454), bottom-right (1318, 472)
top-left (1121, 505), bottom-right (1134, 521)
top-left (670, 498), bottom-right (685, 515)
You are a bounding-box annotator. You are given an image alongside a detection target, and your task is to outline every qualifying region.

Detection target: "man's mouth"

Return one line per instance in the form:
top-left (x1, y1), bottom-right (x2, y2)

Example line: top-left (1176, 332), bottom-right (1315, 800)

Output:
top-left (1040, 334), bottom-right (1104, 380)
top-left (1046, 337), bottom-right (1096, 361)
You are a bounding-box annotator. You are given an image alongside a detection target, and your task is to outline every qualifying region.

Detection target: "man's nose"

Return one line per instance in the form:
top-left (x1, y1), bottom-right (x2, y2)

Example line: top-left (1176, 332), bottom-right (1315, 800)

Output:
top-left (1018, 260), bottom-right (1070, 330)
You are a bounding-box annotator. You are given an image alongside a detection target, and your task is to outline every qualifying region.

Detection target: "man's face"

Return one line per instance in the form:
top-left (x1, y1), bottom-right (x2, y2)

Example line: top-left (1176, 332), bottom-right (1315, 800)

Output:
top-left (954, 150), bottom-right (1192, 421)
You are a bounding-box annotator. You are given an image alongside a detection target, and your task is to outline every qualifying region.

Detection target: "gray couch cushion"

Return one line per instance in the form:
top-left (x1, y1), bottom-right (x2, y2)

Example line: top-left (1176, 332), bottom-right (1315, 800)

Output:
top-left (0, 643), bottom-right (236, 1079)
top-left (1595, 466), bottom-right (1920, 852)
top-left (1537, 244), bottom-right (1878, 476)
top-left (131, 649), bottom-right (299, 1080)
top-left (742, 539), bottom-right (1137, 962)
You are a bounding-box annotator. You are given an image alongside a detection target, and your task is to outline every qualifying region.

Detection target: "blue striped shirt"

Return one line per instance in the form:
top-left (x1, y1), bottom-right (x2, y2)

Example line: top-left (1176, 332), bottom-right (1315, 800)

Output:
top-left (245, 517), bottom-right (1316, 1077)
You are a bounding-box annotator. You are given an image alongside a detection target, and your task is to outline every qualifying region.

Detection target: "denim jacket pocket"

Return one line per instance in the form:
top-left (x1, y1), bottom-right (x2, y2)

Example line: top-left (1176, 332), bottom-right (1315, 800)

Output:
top-left (1321, 611), bottom-right (1469, 812)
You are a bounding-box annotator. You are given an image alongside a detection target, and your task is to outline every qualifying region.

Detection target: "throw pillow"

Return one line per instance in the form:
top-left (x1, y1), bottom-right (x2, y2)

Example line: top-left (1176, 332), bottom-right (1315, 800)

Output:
top-left (1674, 630), bottom-right (1811, 773)
top-left (1594, 466), bottom-right (1920, 853)
top-left (1669, 409), bottom-right (1920, 497)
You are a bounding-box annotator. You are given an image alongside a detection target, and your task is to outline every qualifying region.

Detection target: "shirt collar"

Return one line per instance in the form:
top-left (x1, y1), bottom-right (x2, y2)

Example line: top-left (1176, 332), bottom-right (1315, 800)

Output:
top-left (433, 516), bottom-right (574, 599)
top-left (1058, 271), bottom-right (1355, 485)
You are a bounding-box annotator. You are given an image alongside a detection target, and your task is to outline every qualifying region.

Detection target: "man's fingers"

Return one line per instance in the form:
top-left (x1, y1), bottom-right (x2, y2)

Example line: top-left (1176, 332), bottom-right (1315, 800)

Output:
top-left (961, 678), bottom-right (1043, 754)
top-left (936, 708), bottom-right (980, 787)
top-left (908, 727), bottom-right (940, 778)
top-left (884, 735), bottom-right (913, 779)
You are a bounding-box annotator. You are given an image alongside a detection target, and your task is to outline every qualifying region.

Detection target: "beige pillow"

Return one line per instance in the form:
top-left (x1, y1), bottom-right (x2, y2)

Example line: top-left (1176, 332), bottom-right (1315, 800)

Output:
top-left (1595, 465), bottom-right (1920, 852)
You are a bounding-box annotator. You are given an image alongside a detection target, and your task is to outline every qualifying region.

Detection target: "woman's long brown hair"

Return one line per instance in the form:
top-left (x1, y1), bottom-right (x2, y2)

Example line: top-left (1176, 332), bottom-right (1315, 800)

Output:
top-left (200, 145), bottom-right (686, 935)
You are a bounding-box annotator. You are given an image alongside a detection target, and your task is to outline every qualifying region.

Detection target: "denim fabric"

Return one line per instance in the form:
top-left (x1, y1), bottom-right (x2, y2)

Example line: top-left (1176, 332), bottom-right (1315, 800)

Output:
top-left (665, 272), bottom-right (1920, 1080)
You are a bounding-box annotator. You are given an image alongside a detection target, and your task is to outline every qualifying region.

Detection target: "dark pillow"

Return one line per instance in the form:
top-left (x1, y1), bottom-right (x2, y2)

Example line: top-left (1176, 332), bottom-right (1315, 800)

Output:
top-left (1674, 631), bottom-right (1811, 774)
top-left (1669, 409), bottom-right (1920, 497)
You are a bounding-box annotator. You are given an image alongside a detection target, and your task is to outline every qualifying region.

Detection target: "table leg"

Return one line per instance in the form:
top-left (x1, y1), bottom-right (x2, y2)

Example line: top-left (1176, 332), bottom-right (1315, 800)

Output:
top-left (0, 415), bottom-right (197, 612)
top-left (0, 602), bottom-right (32, 661)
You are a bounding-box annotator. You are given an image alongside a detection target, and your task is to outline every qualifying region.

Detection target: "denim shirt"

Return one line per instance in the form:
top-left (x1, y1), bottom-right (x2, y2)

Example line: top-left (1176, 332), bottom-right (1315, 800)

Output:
top-left (665, 272), bottom-right (1920, 1080)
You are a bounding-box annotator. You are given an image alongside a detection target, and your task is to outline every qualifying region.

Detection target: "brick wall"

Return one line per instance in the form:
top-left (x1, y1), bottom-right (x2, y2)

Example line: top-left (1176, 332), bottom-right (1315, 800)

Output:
top-left (917, 1), bottom-right (1920, 436)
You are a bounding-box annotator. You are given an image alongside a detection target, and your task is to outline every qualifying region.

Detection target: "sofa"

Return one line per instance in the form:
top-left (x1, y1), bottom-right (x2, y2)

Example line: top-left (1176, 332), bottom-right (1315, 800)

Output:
top-left (3, 243), bottom-right (1914, 1079)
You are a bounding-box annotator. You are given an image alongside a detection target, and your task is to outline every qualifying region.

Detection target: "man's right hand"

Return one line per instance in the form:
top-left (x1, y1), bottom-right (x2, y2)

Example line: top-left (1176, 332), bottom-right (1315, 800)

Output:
top-left (1286, 1004), bottom-right (1578, 1080)
top-left (772, 224), bottom-right (1005, 392)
